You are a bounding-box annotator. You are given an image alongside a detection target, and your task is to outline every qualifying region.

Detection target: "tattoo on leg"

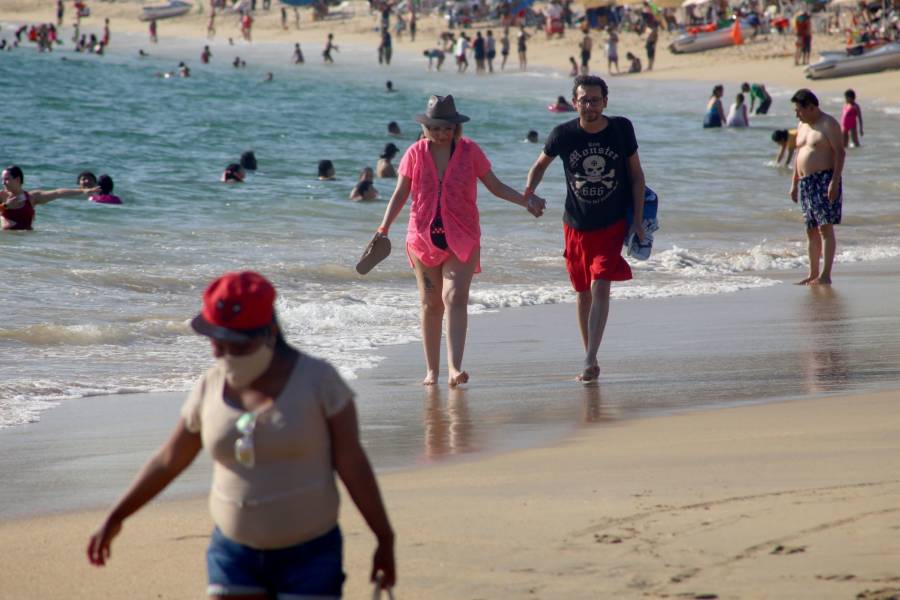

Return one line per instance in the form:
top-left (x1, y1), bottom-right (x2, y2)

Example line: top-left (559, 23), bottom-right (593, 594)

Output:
top-left (423, 275), bottom-right (435, 291)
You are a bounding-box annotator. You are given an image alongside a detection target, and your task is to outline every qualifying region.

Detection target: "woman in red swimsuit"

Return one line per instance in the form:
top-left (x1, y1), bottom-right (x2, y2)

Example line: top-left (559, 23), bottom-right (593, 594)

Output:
top-left (1, 165), bottom-right (97, 231)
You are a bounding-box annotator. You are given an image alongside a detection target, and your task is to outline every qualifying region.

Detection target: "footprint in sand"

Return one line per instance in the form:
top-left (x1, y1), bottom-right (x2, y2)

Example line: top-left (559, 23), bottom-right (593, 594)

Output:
top-left (855, 589), bottom-right (900, 600)
top-left (817, 574), bottom-right (856, 581)
top-left (594, 533), bottom-right (623, 544)
top-left (770, 544), bottom-right (806, 555)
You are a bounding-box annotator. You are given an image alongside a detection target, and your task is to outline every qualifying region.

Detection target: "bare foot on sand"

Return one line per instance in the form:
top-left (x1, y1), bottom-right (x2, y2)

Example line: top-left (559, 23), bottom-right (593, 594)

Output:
top-left (795, 275), bottom-right (818, 285)
top-left (576, 364), bottom-right (600, 384)
top-left (422, 370), bottom-right (438, 386)
top-left (448, 370), bottom-right (469, 387)
top-left (811, 275), bottom-right (832, 285)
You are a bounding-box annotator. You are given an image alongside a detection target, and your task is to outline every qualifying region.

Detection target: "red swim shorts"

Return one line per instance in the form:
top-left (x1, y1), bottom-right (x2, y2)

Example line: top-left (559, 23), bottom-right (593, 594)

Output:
top-left (563, 219), bottom-right (632, 292)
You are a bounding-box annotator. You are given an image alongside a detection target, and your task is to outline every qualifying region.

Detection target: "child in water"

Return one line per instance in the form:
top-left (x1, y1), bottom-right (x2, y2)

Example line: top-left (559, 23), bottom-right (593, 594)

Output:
top-left (840, 89), bottom-right (863, 148)
top-left (726, 93), bottom-right (749, 127)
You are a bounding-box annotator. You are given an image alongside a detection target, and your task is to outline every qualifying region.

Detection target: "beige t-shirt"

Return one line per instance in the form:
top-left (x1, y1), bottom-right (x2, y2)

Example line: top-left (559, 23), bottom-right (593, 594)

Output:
top-left (181, 354), bottom-right (353, 550)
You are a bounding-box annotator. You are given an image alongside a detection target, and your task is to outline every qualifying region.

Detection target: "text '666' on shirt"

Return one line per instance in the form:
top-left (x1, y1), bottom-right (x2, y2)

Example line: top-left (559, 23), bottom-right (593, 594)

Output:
top-left (543, 116), bottom-right (638, 231)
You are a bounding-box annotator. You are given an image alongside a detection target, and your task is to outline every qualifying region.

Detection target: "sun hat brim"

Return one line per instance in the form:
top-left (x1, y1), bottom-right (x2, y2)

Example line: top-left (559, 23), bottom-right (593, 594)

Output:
top-left (414, 113), bottom-right (470, 126)
top-left (190, 314), bottom-right (270, 344)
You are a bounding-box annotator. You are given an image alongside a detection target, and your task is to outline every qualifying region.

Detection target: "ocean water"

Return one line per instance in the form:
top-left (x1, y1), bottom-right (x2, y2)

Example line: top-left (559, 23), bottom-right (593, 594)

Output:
top-left (2, 29), bottom-right (899, 427)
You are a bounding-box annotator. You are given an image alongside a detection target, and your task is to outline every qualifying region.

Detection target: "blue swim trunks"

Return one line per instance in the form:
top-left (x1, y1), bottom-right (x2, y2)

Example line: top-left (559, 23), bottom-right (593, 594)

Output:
top-left (798, 169), bottom-right (842, 229)
top-left (206, 526), bottom-right (345, 598)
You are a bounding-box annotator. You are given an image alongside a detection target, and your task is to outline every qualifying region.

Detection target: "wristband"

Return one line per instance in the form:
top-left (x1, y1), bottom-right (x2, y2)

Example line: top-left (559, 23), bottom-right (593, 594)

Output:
top-left (377, 226), bottom-right (389, 235)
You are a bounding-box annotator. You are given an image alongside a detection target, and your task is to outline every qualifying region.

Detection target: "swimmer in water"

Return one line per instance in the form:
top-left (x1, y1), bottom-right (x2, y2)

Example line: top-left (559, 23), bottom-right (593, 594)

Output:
top-left (525, 130), bottom-right (539, 143)
top-left (1, 165), bottom-right (98, 230)
top-left (387, 121), bottom-right (401, 137)
top-left (317, 160), bottom-right (336, 181)
top-left (221, 163), bottom-right (245, 183)
top-left (376, 143), bottom-right (399, 178)
top-left (349, 167), bottom-right (379, 201)
top-left (263, 72), bottom-right (274, 82)
top-left (90, 174), bottom-right (122, 204)
top-left (77, 170), bottom-right (98, 189)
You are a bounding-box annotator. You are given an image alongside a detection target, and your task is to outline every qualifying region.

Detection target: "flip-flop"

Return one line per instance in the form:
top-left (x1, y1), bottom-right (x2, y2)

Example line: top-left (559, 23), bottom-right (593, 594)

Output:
top-left (356, 234), bottom-right (391, 275)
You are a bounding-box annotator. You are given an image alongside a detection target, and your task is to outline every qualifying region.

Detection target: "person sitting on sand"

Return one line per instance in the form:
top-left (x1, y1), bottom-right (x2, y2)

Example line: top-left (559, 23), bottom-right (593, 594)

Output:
top-left (89, 174), bottom-right (122, 204)
top-left (349, 167), bottom-right (379, 201)
top-left (317, 160), bottom-right (335, 181)
top-left (772, 129), bottom-right (797, 166)
top-left (1, 165), bottom-right (98, 230)
top-left (374, 94), bottom-right (545, 387)
top-left (552, 95), bottom-right (576, 112)
top-left (726, 93), bottom-right (749, 127)
top-left (86, 271), bottom-right (397, 598)
top-left (221, 163), bottom-right (245, 183)
top-left (376, 143), bottom-right (399, 178)
top-left (626, 52), bottom-right (641, 73)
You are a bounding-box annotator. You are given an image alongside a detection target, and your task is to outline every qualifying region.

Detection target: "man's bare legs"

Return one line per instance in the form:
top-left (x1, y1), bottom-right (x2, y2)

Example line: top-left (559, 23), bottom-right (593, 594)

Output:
top-left (442, 248), bottom-right (479, 386)
top-left (797, 225), bottom-right (835, 285)
top-left (575, 278), bottom-right (611, 382)
top-left (413, 257), bottom-right (444, 385)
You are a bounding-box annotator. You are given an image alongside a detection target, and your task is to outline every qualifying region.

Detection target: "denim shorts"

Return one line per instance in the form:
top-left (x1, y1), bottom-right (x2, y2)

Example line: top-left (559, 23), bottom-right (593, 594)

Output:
top-left (206, 526), bottom-right (345, 599)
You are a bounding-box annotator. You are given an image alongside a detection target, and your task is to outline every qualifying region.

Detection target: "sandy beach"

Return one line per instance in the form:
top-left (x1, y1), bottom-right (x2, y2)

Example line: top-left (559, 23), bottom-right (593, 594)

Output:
top-left (2, 258), bottom-right (900, 598)
top-left (5, 0), bottom-right (900, 105)
top-left (3, 2), bottom-right (900, 598)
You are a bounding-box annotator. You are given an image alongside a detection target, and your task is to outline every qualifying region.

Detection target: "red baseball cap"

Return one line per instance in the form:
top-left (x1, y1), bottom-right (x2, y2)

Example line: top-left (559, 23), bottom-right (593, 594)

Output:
top-left (190, 271), bottom-right (276, 343)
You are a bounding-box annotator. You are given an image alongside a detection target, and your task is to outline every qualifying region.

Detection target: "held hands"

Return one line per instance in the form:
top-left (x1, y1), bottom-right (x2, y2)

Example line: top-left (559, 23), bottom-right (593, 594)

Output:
top-left (524, 192), bottom-right (546, 218)
top-left (86, 517), bottom-right (123, 566)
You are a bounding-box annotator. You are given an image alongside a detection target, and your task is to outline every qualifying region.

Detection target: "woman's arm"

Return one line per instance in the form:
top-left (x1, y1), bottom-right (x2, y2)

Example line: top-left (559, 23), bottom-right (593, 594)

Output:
top-left (87, 419), bottom-right (202, 566)
top-left (479, 169), bottom-right (543, 217)
top-left (377, 175), bottom-right (412, 234)
top-left (31, 187), bottom-right (97, 204)
top-left (329, 402), bottom-right (396, 589)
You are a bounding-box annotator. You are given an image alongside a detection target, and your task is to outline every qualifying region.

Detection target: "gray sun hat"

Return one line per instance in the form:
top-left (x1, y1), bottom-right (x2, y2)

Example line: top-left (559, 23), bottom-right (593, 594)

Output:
top-left (414, 95), bottom-right (470, 126)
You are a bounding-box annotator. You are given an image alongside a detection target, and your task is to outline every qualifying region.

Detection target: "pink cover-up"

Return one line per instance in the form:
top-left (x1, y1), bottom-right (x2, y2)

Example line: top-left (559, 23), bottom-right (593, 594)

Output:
top-left (397, 137), bottom-right (492, 271)
top-left (840, 103), bottom-right (859, 132)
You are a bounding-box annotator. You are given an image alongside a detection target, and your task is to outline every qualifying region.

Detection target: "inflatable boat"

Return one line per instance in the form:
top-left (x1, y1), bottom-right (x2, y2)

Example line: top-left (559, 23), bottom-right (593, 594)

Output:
top-left (669, 21), bottom-right (747, 54)
top-left (805, 42), bottom-right (900, 79)
top-left (139, 0), bottom-right (192, 21)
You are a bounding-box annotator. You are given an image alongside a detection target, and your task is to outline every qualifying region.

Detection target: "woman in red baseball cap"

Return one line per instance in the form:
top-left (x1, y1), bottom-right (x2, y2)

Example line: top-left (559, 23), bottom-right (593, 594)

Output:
top-left (87, 271), bottom-right (396, 598)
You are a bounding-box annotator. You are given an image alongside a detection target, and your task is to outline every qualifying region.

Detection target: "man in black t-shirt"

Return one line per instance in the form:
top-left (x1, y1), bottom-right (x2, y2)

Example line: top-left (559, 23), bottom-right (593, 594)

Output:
top-left (525, 75), bottom-right (646, 384)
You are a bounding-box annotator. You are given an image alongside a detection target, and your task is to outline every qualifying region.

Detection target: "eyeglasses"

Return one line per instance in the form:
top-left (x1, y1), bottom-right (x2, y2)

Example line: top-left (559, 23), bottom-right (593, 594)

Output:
top-left (234, 411), bottom-right (257, 468)
top-left (576, 97), bottom-right (605, 107)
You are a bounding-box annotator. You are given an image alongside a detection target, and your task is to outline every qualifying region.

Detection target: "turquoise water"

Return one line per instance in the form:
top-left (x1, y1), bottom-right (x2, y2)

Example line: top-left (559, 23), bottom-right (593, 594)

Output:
top-left (2, 29), bottom-right (899, 426)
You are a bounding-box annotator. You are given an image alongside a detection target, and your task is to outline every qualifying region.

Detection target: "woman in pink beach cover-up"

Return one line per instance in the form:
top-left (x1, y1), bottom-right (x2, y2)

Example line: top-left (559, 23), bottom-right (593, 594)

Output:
top-left (376, 95), bottom-right (546, 387)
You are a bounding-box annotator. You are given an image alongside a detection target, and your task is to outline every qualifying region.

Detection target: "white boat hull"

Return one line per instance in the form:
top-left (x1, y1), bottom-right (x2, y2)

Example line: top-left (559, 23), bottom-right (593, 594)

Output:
top-left (669, 23), bottom-right (746, 54)
top-left (805, 43), bottom-right (900, 79)
top-left (139, 1), bottom-right (192, 21)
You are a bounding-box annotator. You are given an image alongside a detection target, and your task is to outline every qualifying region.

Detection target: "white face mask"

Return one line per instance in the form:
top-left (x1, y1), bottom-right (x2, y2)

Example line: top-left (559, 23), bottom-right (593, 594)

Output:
top-left (217, 342), bottom-right (274, 390)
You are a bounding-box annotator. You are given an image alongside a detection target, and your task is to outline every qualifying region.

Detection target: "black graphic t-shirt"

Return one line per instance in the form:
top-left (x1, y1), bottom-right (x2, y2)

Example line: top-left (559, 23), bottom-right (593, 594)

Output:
top-left (543, 116), bottom-right (638, 231)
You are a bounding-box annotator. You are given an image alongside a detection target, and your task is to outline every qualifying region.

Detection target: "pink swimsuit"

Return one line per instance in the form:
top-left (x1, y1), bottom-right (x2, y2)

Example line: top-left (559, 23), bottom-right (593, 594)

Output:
top-left (398, 137), bottom-right (491, 270)
top-left (840, 103), bottom-right (859, 132)
top-left (89, 194), bottom-right (122, 204)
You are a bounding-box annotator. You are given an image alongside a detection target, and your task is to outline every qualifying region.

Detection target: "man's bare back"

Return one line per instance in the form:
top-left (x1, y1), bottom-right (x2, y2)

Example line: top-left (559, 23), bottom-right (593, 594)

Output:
top-left (795, 113), bottom-right (841, 177)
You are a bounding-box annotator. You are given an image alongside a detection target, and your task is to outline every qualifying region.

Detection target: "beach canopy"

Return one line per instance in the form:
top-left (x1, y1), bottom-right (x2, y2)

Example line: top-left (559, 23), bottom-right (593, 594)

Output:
top-left (580, 0), bottom-right (616, 8)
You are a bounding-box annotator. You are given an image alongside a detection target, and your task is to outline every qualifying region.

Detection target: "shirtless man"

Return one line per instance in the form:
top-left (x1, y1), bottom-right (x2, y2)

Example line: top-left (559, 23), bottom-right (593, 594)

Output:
top-left (790, 89), bottom-right (845, 285)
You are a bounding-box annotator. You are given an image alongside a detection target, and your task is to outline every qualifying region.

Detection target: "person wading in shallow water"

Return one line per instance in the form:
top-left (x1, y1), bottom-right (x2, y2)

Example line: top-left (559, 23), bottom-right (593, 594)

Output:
top-left (524, 75), bottom-right (647, 384)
